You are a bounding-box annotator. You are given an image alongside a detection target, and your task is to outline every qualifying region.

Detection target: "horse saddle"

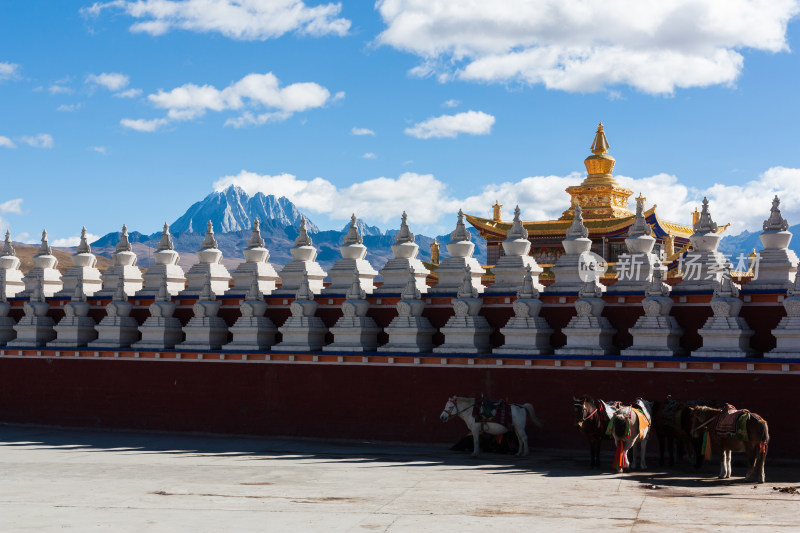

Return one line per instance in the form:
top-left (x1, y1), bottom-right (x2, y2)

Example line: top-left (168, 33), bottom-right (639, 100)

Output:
top-left (714, 405), bottom-right (749, 439)
top-left (473, 397), bottom-right (511, 429)
top-left (634, 398), bottom-right (652, 424)
top-left (600, 400), bottom-right (619, 420)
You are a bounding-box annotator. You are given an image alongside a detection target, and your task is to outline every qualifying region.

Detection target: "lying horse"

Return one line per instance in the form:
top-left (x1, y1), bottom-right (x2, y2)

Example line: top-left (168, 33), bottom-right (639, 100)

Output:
top-left (573, 395), bottom-right (612, 468)
top-left (440, 396), bottom-right (542, 457)
top-left (610, 398), bottom-right (653, 472)
top-left (690, 405), bottom-right (769, 483)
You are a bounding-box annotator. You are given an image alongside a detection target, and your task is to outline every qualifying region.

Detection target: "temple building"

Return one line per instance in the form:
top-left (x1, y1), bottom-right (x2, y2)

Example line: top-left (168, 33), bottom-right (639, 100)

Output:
top-left (466, 124), bottom-right (708, 275)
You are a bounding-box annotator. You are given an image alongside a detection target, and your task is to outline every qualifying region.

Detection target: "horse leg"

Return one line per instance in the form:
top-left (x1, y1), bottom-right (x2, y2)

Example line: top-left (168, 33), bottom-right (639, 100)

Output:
top-left (745, 447), bottom-right (757, 482)
top-left (758, 445), bottom-right (767, 483)
top-left (720, 449), bottom-right (732, 479)
top-left (471, 425), bottom-right (481, 457)
top-left (514, 425), bottom-right (529, 457)
top-left (640, 437), bottom-right (648, 470)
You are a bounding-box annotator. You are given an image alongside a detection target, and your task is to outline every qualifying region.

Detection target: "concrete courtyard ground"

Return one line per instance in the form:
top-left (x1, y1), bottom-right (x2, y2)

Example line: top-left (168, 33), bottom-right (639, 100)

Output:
top-left (1, 425), bottom-right (798, 532)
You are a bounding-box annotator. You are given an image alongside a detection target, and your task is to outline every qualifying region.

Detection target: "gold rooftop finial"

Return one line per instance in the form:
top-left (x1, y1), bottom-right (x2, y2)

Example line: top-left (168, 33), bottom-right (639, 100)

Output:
top-left (492, 200), bottom-right (502, 222)
top-left (590, 122), bottom-right (610, 155)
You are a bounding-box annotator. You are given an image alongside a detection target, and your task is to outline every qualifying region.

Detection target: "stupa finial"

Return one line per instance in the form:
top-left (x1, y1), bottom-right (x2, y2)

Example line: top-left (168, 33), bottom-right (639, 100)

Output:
top-left (517, 265), bottom-right (539, 299)
top-left (714, 264), bottom-right (739, 298)
top-left (77, 226), bottom-right (91, 254)
top-left (395, 211), bottom-right (414, 244)
top-left (246, 271), bottom-right (262, 301)
top-left (113, 276), bottom-right (127, 302)
top-left (2, 230), bottom-right (15, 257)
top-left (449, 209), bottom-right (471, 243)
top-left (763, 195), bottom-right (790, 232)
top-left (295, 271), bottom-right (314, 301)
top-left (346, 267), bottom-right (366, 300)
top-left (401, 267), bottom-right (421, 300)
top-left (72, 279), bottom-right (86, 303)
top-left (200, 220), bottom-right (218, 250)
top-left (247, 218), bottom-right (265, 248)
top-left (156, 272), bottom-right (170, 302)
top-left (199, 271), bottom-right (215, 301)
top-left (628, 193), bottom-right (652, 237)
top-left (157, 222), bottom-right (174, 251)
top-left (30, 276), bottom-right (45, 303)
top-left (645, 267), bottom-right (670, 297)
top-left (115, 224), bottom-right (132, 253)
top-left (693, 197), bottom-right (718, 234)
top-left (506, 205), bottom-right (529, 241)
top-left (566, 204), bottom-right (589, 238)
top-left (590, 122), bottom-right (610, 155)
top-left (457, 266), bottom-right (478, 299)
top-left (343, 213), bottom-right (363, 245)
top-left (295, 216), bottom-right (313, 247)
top-left (37, 229), bottom-right (52, 256)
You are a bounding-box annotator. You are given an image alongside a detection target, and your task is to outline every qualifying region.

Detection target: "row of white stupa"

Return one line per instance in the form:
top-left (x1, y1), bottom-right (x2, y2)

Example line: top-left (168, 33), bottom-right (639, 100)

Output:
top-left (1, 193), bottom-right (797, 303)
top-left (0, 196), bottom-right (798, 358)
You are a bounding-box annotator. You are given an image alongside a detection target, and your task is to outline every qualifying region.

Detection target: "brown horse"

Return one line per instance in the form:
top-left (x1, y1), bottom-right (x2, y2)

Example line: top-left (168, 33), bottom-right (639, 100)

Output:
top-left (573, 395), bottom-right (612, 468)
top-left (690, 405), bottom-right (769, 483)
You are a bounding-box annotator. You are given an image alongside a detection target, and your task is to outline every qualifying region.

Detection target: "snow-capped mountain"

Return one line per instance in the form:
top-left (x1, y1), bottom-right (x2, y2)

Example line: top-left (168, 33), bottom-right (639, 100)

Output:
top-left (171, 185), bottom-right (320, 234)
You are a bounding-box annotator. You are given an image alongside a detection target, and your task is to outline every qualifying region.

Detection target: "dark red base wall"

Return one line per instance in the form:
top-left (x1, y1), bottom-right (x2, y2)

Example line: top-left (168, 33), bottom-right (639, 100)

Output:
top-left (0, 357), bottom-right (792, 457)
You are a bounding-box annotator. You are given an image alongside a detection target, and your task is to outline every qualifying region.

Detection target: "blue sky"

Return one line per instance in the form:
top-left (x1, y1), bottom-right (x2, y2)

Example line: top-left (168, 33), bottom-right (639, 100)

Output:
top-left (1, 1), bottom-right (799, 246)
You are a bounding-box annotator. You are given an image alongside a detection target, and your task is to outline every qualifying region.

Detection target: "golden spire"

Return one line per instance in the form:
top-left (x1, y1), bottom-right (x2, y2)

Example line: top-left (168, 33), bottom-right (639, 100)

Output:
top-left (492, 200), bottom-right (502, 222)
top-left (583, 122), bottom-right (616, 183)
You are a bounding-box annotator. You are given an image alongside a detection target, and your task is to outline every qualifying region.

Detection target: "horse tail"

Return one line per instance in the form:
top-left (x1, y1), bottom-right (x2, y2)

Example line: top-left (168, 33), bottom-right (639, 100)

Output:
top-left (756, 415), bottom-right (769, 454)
top-left (523, 403), bottom-right (543, 428)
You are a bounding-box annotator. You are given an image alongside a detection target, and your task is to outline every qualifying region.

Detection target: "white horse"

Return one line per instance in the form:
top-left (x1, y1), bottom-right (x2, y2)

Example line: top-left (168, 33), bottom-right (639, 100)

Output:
top-left (440, 396), bottom-right (543, 457)
top-left (609, 398), bottom-right (653, 472)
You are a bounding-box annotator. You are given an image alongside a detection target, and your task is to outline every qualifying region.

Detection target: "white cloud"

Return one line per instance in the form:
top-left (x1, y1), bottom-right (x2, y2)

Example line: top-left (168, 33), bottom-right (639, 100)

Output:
top-left (351, 127), bottom-right (375, 136)
top-left (0, 199), bottom-right (23, 215)
top-left (86, 72), bottom-right (130, 91)
top-left (125, 71), bottom-right (334, 131)
top-left (57, 103), bottom-right (82, 112)
top-left (120, 117), bottom-right (168, 132)
top-left (83, 0), bottom-right (351, 40)
top-left (211, 166), bottom-right (800, 235)
top-left (362, 152), bottom-right (377, 159)
top-left (442, 99), bottom-right (460, 108)
top-left (52, 232), bottom-right (102, 248)
top-left (89, 146), bottom-right (108, 154)
top-left (20, 134), bottom-right (54, 148)
top-left (405, 110), bottom-right (495, 139)
top-left (48, 84), bottom-right (72, 95)
top-left (114, 88), bottom-right (142, 98)
top-left (0, 62), bottom-right (20, 81)
top-left (0, 136), bottom-right (15, 149)
top-left (376, 0), bottom-right (800, 94)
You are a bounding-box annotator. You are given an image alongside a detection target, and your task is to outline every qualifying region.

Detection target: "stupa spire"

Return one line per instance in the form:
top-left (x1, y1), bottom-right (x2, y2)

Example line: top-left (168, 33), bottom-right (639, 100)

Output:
top-left (346, 267), bottom-right (366, 300)
top-left (449, 209), bottom-right (471, 243)
top-left (37, 229), bottom-right (52, 256)
top-left (628, 194), bottom-right (652, 237)
top-left (401, 267), bottom-right (421, 300)
top-left (116, 224), bottom-right (132, 253)
top-left (157, 222), bottom-right (174, 251)
top-left (343, 214), bottom-right (363, 245)
top-left (693, 197), bottom-right (718, 234)
top-left (77, 227), bottom-right (91, 254)
top-left (566, 204), bottom-right (589, 238)
top-left (199, 271), bottom-right (215, 301)
top-left (295, 272), bottom-right (314, 301)
top-left (200, 220), bottom-right (218, 250)
top-left (590, 122), bottom-right (610, 155)
top-left (295, 216), bottom-right (313, 246)
top-left (457, 266), bottom-right (478, 299)
top-left (247, 219), bottom-right (265, 248)
top-left (517, 265), bottom-right (539, 299)
top-left (763, 195), bottom-right (790, 232)
top-left (2, 230), bottom-right (14, 257)
top-left (506, 205), bottom-right (529, 241)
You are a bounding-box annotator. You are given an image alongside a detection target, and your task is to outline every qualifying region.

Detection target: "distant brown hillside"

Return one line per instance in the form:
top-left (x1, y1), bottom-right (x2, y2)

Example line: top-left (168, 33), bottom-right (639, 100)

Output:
top-left (11, 244), bottom-right (115, 275)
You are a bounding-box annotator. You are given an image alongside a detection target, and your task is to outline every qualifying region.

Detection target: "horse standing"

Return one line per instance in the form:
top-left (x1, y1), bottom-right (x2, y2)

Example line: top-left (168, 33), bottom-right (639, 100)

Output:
top-left (610, 398), bottom-right (653, 472)
top-left (573, 395), bottom-right (612, 468)
top-left (690, 405), bottom-right (769, 483)
top-left (440, 396), bottom-right (542, 457)
top-left (652, 397), bottom-right (707, 468)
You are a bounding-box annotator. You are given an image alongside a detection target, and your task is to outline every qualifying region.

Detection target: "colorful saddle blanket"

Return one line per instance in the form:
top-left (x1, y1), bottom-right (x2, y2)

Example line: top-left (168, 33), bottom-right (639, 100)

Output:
top-left (606, 405), bottom-right (650, 439)
top-left (714, 405), bottom-right (749, 440)
top-left (473, 398), bottom-right (513, 429)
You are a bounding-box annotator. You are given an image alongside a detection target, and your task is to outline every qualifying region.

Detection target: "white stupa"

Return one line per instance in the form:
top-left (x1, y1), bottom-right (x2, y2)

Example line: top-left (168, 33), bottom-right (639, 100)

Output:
top-left (745, 196), bottom-right (799, 291)
top-left (223, 272), bottom-right (278, 351)
top-left (429, 210), bottom-right (485, 294)
top-left (324, 269), bottom-right (381, 352)
top-left (179, 272), bottom-right (229, 351)
top-left (136, 222), bottom-right (187, 297)
top-left (0, 230), bottom-right (25, 298)
top-left (273, 216), bottom-right (327, 295)
top-left (132, 273), bottom-right (184, 350)
top-left (768, 270), bottom-right (800, 357)
top-left (485, 205), bottom-right (544, 294)
top-left (674, 198), bottom-right (729, 293)
top-left (374, 211), bottom-right (430, 295)
top-left (272, 272), bottom-right (329, 351)
top-left (610, 195), bottom-right (666, 293)
top-left (55, 227), bottom-right (103, 297)
top-left (7, 278), bottom-right (56, 347)
top-left (20, 229), bottom-right (62, 298)
top-left (89, 277), bottom-right (141, 349)
top-left (0, 277), bottom-right (17, 346)
top-left (555, 278), bottom-right (618, 355)
top-left (494, 266), bottom-right (553, 355)
top-left (692, 267), bottom-right (756, 358)
top-left (379, 268), bottom-right (437, 353)
top-left (48, 282), bottom-right (98, 348)
top-left (546, 204), bottom-right (604, 294)
top-left (434, 267), bottom-right (493, 354)
top-left (179, 221), bottom-right (232, 297)
top-left (322, 214), bottom-right (378, 295)
top-left (621, 269), bottom-right (685, 356)
top-left (226, 219), bottom-right (280, 296)
top-left (96, 224), bottom-right (144, 297)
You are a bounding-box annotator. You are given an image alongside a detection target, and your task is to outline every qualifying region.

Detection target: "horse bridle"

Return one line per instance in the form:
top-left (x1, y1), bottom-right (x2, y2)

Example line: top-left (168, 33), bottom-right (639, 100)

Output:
top-left (443, 397), bottom-right (473, 420)
top-left (575, 400), bottom-right (599, 428)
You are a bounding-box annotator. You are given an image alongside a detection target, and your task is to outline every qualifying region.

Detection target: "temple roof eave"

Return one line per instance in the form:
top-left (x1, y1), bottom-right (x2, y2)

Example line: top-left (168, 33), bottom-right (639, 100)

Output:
top-left (466, 207), bottom-right (699, 240)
